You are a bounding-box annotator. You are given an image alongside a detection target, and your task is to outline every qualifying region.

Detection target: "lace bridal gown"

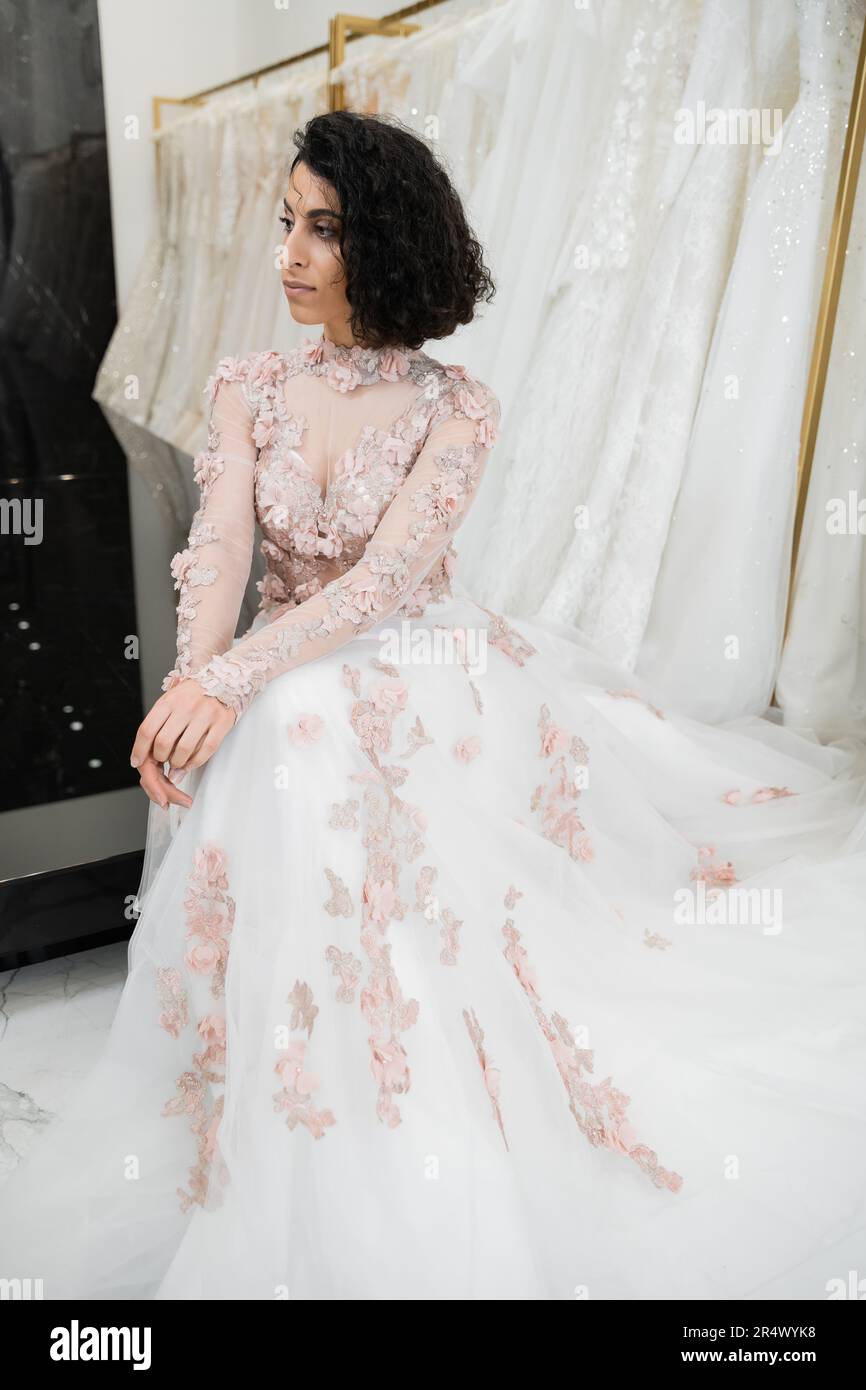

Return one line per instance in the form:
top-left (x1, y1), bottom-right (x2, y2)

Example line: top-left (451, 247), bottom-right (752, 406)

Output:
top-left (3, 331), bottom-right (866, 1302)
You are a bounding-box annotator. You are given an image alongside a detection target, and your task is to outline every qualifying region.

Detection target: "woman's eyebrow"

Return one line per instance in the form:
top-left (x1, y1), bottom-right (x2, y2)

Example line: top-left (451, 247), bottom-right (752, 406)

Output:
top-left (283, 196), bottom-right (342, 219)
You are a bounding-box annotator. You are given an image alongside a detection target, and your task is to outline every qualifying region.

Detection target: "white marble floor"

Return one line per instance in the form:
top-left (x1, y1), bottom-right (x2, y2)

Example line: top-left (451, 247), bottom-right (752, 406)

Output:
top-left (0, 943), bottom-right (128, 1185)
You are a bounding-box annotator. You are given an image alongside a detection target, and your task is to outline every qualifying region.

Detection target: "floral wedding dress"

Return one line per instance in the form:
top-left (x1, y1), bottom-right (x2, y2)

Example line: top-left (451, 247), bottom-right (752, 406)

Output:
top-left (2, 331), bottom-right (866, 1301)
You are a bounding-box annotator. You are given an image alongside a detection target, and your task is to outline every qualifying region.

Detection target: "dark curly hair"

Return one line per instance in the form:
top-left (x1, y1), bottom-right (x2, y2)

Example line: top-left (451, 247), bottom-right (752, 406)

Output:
top-left (287, 110), bottom-right (496, 350)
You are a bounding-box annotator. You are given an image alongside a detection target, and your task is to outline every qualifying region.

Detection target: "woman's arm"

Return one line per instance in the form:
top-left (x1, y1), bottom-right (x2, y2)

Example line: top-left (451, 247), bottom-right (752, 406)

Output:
top-left (162, 356), bottom-right (259, 691)
top-left (182, 375), bottom-right (501, 725)
top-left (130, 356), bottom-right (258, 803)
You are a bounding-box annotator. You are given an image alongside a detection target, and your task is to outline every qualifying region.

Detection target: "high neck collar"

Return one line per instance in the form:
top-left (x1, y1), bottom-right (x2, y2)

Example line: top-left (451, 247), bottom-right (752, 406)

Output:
top-left (299, 332), bottom-right (422, 390)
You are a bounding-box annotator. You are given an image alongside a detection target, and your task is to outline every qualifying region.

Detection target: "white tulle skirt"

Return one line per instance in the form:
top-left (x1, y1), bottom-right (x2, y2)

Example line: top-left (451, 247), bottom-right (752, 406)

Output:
top-left (2, 580), bottom-right (866, 1300)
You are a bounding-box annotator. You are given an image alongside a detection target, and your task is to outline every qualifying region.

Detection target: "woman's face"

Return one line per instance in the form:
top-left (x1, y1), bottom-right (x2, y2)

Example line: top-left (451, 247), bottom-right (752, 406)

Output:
top-left (279, 162), bottom-right (353, 342)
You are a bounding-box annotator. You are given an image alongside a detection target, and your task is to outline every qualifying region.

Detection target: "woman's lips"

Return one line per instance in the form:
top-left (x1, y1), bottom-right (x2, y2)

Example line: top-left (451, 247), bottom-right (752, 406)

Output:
top-left (284, 283), bottom-right (315, 297)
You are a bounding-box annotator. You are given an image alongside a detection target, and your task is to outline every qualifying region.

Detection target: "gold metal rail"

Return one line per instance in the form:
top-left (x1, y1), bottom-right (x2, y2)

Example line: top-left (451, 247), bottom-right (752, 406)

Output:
top-left (328, 12), bottom-right (422, 112)
top-left (779, 13), bottom-right (866, 654)
top-left (152, 1), bottom-right (445, 131)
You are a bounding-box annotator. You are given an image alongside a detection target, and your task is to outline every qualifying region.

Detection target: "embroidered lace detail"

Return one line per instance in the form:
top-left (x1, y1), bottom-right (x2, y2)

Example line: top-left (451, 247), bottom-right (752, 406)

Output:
top-left (501, 910), bottom-right (683, 1193)
top-left (325, 945), bottom-right (363, 1004)
top-left (161, 842), bottom-right (237, 1213)
top-left (643, 929), bottom-right (673, 951)
top-left (414, 864), bottom-right (463, 966)
top-left (721, 786), bottom-right (797, 805)
top-left (162, 1029), bottom-right (230, 1213)
top-left (463, 1005), bottom-right (509, 1152)
top-left (530, 704), bottom-right (594, 862)
top-left (398, 714), bottom-right (434, 758)
top-left (298, 332), bottom-right (424, 392)
top-left (606, 688), bottom-right (666, 720)
top-left (161, 356), bottom-right (259, 709)
top-left (342, 663), bottom-right (361, 697)
top-left (166, 348), bottom-right (499, 723)
top-left (255, 389), bottom-right (433, 570)
top-left (342, 667), bottom-right (428, 1125)
top-left (358, 780), bottom-right (419, 1127)
top-left (351, 677), bottom-right (408, 756)
top-left (193, 435), bottom-right (494, 717)
top-left (182, 844), bottom-right (237, 998)
top-left (323, 866), bottom-right (354, 918)
top-left (453, 735), bottom-right (481, 763)
top-left (288, 712), bottom-right (325, 745)
top-left (287, 978), bottom-right (318, 1035)
top-left (690, 844), bottom-right (739, 893)
top-left (156, 966), bottom-right (189, 1038)
top-left (477, 606), bottom-right (539, 666)
top-left (367, 659), bottom-right (397, 680)
top-left (333, 651), bottom-right (502, 1123)
top-left (273, 980), bottom-right (336, 1139)
top-left (329, 796), bottom-right (360, 830)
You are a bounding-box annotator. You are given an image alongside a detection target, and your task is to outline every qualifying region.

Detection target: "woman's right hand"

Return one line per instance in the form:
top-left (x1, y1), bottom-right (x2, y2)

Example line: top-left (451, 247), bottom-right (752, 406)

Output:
top-left (130, 678), bottom-right (237, 801)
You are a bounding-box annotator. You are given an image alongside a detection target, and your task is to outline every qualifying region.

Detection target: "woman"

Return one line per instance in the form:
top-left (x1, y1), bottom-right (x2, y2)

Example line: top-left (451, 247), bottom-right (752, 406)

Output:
top-left (2, 111), bottom-right (866, 1301)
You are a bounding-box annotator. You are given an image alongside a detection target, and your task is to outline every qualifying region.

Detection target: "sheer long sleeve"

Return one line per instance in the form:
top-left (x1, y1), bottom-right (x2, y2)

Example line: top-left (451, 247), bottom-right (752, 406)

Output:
top-left (161, 359), bottom-right (258, 699)
top-left (186, 379), bottom-right (500, 724)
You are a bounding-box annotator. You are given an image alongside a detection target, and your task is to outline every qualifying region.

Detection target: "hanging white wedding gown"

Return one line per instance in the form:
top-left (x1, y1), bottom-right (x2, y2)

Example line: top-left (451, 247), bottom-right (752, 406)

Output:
top-left (2, 334), bottom-right (866, 1301)
top-left (464, 0), bottom-right (699, 623)
top-left (639, 0), bottom-right (866, 722)
top-left (456, 0), bottom-right (865, 734)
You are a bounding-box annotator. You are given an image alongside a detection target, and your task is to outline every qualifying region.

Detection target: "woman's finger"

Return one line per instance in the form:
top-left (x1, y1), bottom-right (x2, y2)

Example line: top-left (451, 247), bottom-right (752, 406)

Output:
top-left (182, 704), bottom-right (235, 770)
top-left (167, 709), bottom-right (215, 770)
top-left (183, 723), bottom-right (227, 771)
top-left (130, 695), bottom-right (175, 768)
top-left (151, 706), bottom-right (193, 765)
top-left (138, 757), bottom-right (194, 809)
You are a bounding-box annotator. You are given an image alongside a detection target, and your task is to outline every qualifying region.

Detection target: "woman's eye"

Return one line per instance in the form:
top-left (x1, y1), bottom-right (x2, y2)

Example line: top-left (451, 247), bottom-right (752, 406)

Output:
top-left (279, 215), bottom-right (334, 240)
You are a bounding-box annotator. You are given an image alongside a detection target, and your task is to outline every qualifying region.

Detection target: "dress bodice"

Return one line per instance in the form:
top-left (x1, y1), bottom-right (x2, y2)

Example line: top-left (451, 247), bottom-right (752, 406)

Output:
top-left (162, 331), bottom-right (501, 722)
top-left (241, 336), bottom-right (478, 612)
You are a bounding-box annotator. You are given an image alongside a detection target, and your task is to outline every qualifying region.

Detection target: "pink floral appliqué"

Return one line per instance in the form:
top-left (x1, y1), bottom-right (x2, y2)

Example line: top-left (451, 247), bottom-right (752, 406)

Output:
top-left (643, 929), bottom-right (673, 951)
top-left (606, 689), bottom-right (666, 720)
top-left (453, 735), bottom-right (481, 763)
top-left (341, 668), bottom-right (435, 1126)
top-left (162, 1017), bottom-right (231, 1213)
top-left (501, 914), bottom-right (683, 1194)
top-left (183, 844), bottom-right (236, 998)
top-left (288, 712), bottom-right (325, 746)
top-left (325, 945), bottom-right (363, 1003)
top-left (531, 704), bottom-right (594, 863)
top-left (690, 845), bottom-right (738, 895)
top-left (160, 844), bottom-right (238, 1213)
top-left (329, 796), bottom-right (360, 830)
top-left (326, 361), bottom-right (363, 393)
top-left (477, 606), bottom-right (538, 667)
top-left (463, 1005), bottom-right (509, 1151)
top-left (324, 866), bottom-right (354, 918)
top-left (273, 980), bottom-right (336, 1139)
top-left (370, 678), bottom-right (408, 717)
top-left (156, 966), bottom-right (189, 1039)
top-left (722, 786), bottom-right (796, 805)
top-left (398, 714), bottom-right (434, 758)
top-left (414, 864), bottom-right (462, 965)
top-left (379, 348), bottom-right (412, 382)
